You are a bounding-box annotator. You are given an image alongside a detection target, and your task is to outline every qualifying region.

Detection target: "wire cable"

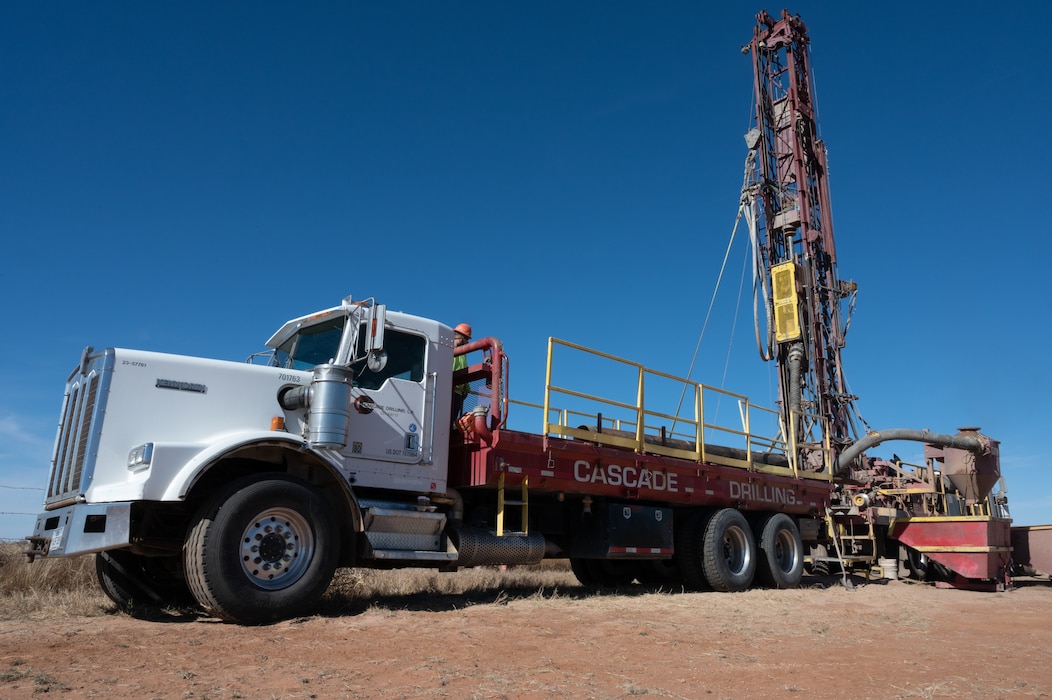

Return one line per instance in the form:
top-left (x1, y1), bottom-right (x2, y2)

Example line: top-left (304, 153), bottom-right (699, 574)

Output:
top-left (745, 196), bottom-right (774, 361)
top-left (671, 144), bottom-right (767, 431)
top-left (670, 206), bottom-right (746, 432)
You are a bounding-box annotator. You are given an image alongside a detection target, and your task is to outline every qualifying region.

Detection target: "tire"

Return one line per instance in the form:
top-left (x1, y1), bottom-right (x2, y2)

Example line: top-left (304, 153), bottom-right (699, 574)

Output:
top-left (702, 508), bottom-right (756, 592)
top-left (570, 557), bottom-right (598, 587)
top-left (594, 560), bottom-right (638, 586)
top-left (755, 514), bottom-right (803, 589)
top-left (806, 544), bottom-right (831, 577)
top-left (675, 509), bottom-right (713, 591)
top-left (570, 558), bottom-right (636, 587)
top-left (900, 546), bottom-right (929, 580)
top-left (635, 559), bottom-right (683, 588)
top-left (927, 559), bottom-right (954, 583)
top-left (183, 475), bottom-right (339, 624)
top-left (96, 550), bottom-right (193, 613)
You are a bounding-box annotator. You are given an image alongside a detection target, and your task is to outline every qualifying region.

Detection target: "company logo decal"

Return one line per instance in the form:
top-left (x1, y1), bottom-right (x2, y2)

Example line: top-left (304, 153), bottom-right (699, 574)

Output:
top-left (729, 481), bottom-right (798, 505)
top-left (155, 379), bottom-right (207, 394)
top-left (573, 460), bottom-right (680, 492)
top-left (354, 396), bottom-right (377, 414)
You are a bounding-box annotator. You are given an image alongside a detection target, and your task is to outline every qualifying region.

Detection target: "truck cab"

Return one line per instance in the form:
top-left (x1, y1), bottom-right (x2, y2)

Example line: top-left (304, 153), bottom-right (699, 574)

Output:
top-left (266, 299), bottom-right (455, 494)
top-left (26, 297), bottom-right (463, 623)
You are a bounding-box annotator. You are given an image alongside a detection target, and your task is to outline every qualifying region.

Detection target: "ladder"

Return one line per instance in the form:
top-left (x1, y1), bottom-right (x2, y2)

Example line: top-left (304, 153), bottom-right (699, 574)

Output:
top-left (496, 472), bottom-right (529, 537)
top-left (826, 508), bottom-right (878, 569)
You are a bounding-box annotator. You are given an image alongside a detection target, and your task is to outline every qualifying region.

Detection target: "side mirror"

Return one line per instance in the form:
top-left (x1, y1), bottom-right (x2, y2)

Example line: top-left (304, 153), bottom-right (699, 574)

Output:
top-left (366, 349), bottom-right (388, 373)
top-left (366, 304), bottom-right (386, 352)
top-left (334, 299), bottom-right (387, 366)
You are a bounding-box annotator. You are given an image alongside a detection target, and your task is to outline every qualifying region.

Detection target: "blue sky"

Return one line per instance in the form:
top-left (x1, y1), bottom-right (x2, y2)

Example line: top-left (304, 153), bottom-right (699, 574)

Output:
top-left (2, 2), bottom-right (1049, 540)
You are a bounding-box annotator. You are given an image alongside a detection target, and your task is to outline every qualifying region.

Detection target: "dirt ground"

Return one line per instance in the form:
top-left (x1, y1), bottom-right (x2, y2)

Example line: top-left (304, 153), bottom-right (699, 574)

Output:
top-left (1, 576), bottom-right (1050, 700)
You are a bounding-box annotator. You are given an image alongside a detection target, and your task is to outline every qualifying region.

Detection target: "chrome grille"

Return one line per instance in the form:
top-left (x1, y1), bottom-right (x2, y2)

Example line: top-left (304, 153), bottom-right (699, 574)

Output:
top-left (46, 350), bottom-right (113, 506)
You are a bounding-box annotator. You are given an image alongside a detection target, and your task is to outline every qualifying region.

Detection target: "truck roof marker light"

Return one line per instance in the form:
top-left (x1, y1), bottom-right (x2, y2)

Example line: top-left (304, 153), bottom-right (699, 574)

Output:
top-left (270, 417), bottom-right (285, 431)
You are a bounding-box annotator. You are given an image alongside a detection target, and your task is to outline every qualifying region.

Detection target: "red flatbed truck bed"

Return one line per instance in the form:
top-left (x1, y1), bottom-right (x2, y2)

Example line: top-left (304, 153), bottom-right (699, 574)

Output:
top-left (452, 427), bottom-right (833, 517)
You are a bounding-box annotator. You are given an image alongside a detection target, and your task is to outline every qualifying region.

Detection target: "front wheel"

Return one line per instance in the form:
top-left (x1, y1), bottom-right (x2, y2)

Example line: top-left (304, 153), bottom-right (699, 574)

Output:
top-left (96, 550), bottom-right (193, 614)
top-left (183, 475), bottom-right (339, 624)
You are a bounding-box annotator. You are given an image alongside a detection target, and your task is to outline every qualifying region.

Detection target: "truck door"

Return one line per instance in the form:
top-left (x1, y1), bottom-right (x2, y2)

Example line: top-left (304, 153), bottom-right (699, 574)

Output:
top-left (344, 327), bottom-right (430, 466)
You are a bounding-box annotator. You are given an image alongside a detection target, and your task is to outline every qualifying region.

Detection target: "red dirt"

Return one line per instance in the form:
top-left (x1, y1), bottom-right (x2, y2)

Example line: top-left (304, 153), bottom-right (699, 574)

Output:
top-left (1, 578), bottom-right (1050, 699)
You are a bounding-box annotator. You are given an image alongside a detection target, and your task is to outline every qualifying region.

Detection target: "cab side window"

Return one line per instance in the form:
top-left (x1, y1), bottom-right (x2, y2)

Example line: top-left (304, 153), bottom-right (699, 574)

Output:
top-left (352, 327), bottom-right (426, 390)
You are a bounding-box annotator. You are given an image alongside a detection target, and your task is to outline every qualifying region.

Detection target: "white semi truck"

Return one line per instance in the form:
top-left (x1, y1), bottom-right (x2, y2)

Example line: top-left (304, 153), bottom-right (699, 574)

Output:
top-left (27, 295), bottom-right (845, 623)
top-left (25, 10), bottom-right (1011, 625)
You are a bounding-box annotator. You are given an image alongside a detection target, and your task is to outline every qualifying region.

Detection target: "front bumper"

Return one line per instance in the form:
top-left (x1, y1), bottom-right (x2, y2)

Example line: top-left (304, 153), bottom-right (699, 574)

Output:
top-left (25, 502), bottom-right (133, 560)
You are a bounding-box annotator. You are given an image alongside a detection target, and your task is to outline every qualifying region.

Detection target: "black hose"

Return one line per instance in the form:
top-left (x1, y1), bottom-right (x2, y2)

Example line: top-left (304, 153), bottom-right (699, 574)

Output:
top-left (834, 429), bottom-right (985, 475)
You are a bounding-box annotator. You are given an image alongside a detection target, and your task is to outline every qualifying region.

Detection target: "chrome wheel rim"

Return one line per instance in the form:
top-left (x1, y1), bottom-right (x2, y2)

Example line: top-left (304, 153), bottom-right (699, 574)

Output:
top-left (774, 528), bottom-right (800, 573)
top-left (239, 507), bottom-right (314, 590)
top-left (723, 525), bottom-right (752, 575)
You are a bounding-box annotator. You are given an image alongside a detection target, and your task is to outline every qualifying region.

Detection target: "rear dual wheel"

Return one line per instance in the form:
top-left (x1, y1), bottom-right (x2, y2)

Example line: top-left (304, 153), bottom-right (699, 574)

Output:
top-left (676, 509), bottom-right (713, 590)
top-left (676, 508), bottom-right (756, 592)
top-left (571, 508), bottom-right (803, 594)
top-left (570, 558), bottom-right (683, 588)
top-left (677, 508), bottom-right (803, 592)
top-left (755, 513), bottom-right (803, 589)
top-left (635, 558), bottom-right (684, 588)
top-left (702, 508), bottom-right (757, 592)
top-left (570, 558), bottom-right (638, 587)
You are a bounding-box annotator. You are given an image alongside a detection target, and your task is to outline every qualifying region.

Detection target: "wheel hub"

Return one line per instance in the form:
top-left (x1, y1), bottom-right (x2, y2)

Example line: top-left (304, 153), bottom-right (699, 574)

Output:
top-left (239, 507), bottom-right (315, 590)
top-left (257, 531), bottom-right (288, 563)
top-left (723, 527), bottom-right (751, 574)
top-left (774, 530), bottom-right (797, 572)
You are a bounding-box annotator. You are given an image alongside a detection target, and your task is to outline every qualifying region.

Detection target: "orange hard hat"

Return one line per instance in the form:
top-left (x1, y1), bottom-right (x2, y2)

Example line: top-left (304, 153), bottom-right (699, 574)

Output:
top-left (454, 323), bottom-right (472, 339)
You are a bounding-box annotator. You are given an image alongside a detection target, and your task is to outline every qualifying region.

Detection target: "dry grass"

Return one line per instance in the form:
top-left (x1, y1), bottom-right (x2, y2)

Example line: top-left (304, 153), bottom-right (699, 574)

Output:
top-left (317, 559), bottom-right (581, 617)
top-left (0, 541), bottom-right (107, 619)
top-left (0, 660), bottom-right (68, 693)
top-left (326, 559), bottom-right (576, 598)
top-left (0, 540), bottom-right (582, 620)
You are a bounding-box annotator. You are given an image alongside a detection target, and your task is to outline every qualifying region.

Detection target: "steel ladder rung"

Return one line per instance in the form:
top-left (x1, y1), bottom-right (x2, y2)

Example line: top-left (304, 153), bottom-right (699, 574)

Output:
top-left (496, 472), bottom-right (528, 537)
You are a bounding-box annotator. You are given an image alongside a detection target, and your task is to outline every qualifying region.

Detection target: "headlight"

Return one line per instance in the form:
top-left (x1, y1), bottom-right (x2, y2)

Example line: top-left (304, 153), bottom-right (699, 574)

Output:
top-left (127, 443), bottom-right (154, 471)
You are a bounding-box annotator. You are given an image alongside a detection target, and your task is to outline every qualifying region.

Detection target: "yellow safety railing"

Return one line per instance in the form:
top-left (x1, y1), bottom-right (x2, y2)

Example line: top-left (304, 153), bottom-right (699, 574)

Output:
top-left (539, 338), bottom-right (832, 481)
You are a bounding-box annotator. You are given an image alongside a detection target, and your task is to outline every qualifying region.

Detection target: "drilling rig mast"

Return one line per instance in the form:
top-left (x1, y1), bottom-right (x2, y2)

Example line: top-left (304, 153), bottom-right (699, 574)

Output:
top-left (742, 10), bottom-right (1010, 588)
top-left (744, 9), bottom-right (858, 469)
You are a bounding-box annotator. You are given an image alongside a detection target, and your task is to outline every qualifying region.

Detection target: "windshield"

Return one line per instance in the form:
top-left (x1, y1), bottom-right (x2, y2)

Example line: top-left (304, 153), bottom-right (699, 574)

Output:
top-left (272, 317), bottom-right (344, 370)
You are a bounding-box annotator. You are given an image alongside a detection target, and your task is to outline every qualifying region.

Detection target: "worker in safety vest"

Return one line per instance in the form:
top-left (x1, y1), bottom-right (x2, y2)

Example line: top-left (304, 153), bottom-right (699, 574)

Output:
top-left (452, 323), bottom-right (472, 422)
